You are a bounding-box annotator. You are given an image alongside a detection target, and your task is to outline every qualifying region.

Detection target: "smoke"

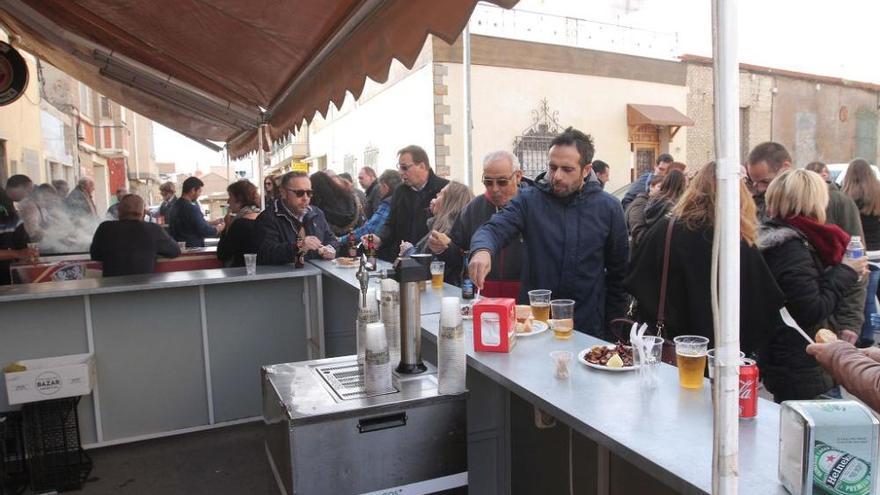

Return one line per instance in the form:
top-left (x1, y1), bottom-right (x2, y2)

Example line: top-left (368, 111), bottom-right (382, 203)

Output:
top-left (22, 193), bottom-right (105, 255)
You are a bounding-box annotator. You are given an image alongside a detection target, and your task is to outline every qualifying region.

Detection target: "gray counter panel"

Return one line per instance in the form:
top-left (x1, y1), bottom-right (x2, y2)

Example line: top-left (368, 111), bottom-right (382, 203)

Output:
top-left (90, 288), bottom-right (209, 440)
top-left (205, 278), bottom-right (309, 422)
top-left (320, 274), bottom-right (358, 358)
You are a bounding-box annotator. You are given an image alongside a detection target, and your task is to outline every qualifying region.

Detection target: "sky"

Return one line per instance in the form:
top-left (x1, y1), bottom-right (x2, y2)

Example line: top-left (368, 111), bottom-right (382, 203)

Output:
top-left (154, 0), bottom-right (880, 174)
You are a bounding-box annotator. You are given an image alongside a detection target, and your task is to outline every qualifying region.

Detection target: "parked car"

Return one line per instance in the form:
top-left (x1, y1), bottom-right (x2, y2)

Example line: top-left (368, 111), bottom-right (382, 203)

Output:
top-left (827, 162), bottom-right (880, 185)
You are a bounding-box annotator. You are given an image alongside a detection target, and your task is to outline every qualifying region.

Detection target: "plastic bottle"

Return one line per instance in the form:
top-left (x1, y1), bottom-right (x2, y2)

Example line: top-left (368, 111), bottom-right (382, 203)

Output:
top-left (438, 296), bottom-right (466, 394)
top-left (846, 236), bottom-right (864, 260)
top-left (364, 322), bottom-right (392, 394)
top-left (357, 287), bottom-right (379, 365)
top-left (380, 279), bottom-right (401, 368)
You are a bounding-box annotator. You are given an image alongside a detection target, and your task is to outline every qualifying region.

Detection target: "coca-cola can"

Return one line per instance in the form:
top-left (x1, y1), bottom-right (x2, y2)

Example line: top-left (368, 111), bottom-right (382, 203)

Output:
top-left (739, 358), bottom-right (759, 419)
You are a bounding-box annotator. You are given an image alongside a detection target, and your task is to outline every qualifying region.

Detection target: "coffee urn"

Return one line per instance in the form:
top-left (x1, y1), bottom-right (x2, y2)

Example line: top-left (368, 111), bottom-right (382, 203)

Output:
top-left (392, 255), bottom-right (431, 374)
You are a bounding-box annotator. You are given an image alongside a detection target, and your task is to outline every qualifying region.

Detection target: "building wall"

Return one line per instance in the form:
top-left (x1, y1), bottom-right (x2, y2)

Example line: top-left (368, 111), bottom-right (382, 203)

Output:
top-left (442, 63), bottom-right (688, 192)
top-left (0, 41), bottom-right (44, 184)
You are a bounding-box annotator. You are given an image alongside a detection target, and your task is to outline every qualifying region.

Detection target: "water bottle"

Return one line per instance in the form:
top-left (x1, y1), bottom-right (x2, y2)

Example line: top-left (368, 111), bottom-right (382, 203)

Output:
top-left (438, 296), bottom-right (466, 395)
top-left (846, 236), bottom-right (864, 260)
top-left (357, 287), bottom-right (379, 365)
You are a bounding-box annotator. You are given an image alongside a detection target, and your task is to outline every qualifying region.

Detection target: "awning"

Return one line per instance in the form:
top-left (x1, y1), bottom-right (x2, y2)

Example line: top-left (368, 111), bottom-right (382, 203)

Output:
top-left (0, 0), bottom-right (518, 158)
top-left (626, 103), bottom-right (694, 127)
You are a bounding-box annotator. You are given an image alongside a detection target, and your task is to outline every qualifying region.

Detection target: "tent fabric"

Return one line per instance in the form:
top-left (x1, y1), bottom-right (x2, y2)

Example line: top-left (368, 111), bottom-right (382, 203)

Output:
top-left (0, 0), bottom-right (517, 158)
top-left (626, 103), bottom-right (694, 127)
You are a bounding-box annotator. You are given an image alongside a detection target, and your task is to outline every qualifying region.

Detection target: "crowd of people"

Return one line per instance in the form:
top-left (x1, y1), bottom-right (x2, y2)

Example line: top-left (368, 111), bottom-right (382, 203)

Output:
top-left (2, 127), bottom-right (880, 408)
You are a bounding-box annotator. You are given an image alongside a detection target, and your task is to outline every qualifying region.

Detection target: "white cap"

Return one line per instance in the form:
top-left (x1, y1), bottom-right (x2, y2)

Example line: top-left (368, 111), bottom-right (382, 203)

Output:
top-left (365, 287), bottom-right (378, 313)
top-left (441, 296), bottom-right (462, 327)
top-left (365, 322), bottom-right (387, 352)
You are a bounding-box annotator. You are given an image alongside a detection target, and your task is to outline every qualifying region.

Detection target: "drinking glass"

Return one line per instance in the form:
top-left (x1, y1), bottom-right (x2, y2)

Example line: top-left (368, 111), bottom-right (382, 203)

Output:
top-left (549, 299), bottom-right (574, 340)
top-left (673, 335), bottom-right (709, 389)
top-left (528, 289), bottom-right (551, 322)
top-left (244, 253), bottom-right (257, 275)
top-left (430, 261), bottom-right (445, 289)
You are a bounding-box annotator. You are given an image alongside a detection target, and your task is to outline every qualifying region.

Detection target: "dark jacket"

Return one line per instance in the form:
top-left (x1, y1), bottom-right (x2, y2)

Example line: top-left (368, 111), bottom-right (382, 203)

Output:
top-left (621, 171), bottom-right (652, 211)
top-left (825, 184), bottom-right (866, 333)
top-left (90, 220), bottom-right (180, 277)
top-left (217, 217), bottom-right (263, 267)
top-left (438, 193), bottom-right (526, 293)
top-left (159, 196), bottom-right (177, 220)
top-left (625, 217), bottom-right (784, 354)
top-left (470, 171), bottom-right (629, 339)
top-left (0, 202), bottom-right (29, 286)
top-left (255, 199), bottom-right (339, 265)
top-left (859, 210), bottom-right (880, 251)
top-left (757, 220), bottom-right (859, 401)
top-left (364, 182), bottom-right (382, 219)
top-left (168, 199), bottom-right (215, 248)
top-left (378, 170), bottom-right (449, 261)
top-left (625, 193), bottom-right (649, 234)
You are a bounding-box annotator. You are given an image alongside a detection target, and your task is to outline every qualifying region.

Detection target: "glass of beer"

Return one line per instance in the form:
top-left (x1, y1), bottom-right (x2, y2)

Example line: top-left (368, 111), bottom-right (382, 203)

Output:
top-left (673, 335), bottom-right (709, 389)
top-left (528, 289), bottom-right (552, 322)
top-left (549, 299), bottom-right (574, 340)
top-left (430, 261), bottom-right (445, 289)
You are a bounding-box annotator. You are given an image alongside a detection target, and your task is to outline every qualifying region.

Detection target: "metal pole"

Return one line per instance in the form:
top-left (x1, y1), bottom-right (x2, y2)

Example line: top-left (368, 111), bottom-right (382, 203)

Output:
top-left (257, 124), bottom-right (267, 210)
top-left (711, 0), bottom-right (740, 494)
top-left (463, 22), bottom-right (473, 188)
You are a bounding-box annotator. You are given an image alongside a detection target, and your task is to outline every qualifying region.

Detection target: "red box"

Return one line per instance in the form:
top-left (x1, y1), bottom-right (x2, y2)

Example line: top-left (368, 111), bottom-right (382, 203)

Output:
top-left (473, 298), bottom-right (517, 353)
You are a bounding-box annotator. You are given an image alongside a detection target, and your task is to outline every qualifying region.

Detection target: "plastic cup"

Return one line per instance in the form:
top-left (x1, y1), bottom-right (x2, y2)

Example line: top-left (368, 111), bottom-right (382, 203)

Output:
top-left (244, 253), bottom-right (257, 275)
top-left (550, 351), bottom-right (573, 379)
top-left (635, 336), bottom-right (664, 389)
top-left (430, 261), bottom-right (445, 289)
top-left (706, 348), bottom-right (746, 382)
top-left (549, 299), bottom-right (574, 340)
top-left (528, 289), bottom-right (552, 322)
top-left (26, 242), bottom-right (39, 263)
top-left (178, 241), bottom-right (187, 251)
top-left (673, 335), bottom-right (709, 389)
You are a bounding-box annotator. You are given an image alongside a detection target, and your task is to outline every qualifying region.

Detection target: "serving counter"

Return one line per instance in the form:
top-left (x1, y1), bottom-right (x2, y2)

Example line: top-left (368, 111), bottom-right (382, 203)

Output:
top-left (0, 265), bottom-right (323, 448)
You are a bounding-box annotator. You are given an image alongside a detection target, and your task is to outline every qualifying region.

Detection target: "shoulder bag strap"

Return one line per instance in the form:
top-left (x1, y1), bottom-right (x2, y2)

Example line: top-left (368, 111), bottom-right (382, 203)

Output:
top-left (655, 217), bottom-right (676, 338)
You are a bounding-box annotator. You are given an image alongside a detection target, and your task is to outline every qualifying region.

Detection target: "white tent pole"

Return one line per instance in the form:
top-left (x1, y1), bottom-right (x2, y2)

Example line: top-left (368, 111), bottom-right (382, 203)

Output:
top-left (463, 21), bottom-right (473, 188)
top-left (711, 0), bottom-right (740, 494)
top-left (258, 124), bottom-right (267, 210)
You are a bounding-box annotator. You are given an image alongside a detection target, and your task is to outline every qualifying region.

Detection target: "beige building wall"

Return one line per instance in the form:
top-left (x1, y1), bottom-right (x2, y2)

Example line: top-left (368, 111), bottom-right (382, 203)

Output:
top-left (0, 40), bottom-right (45, 184)
top-left (129, 112), bottom-right (159, 204)
top-left (443, 63), bottom-right (688, 192)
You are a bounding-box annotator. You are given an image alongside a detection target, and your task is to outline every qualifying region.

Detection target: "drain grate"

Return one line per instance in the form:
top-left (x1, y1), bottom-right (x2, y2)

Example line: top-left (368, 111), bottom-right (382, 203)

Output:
top-left (315, 361), bottom-right (398, 401)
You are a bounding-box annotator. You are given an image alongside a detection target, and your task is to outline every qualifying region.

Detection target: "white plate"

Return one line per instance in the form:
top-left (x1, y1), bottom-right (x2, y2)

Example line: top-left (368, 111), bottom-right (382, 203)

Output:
top-left (516, 320), bottom-right (549, 337)
top-left (577, 347), bottom-right (638, 372)
top-left (332, 258), bottom-right (359, 269)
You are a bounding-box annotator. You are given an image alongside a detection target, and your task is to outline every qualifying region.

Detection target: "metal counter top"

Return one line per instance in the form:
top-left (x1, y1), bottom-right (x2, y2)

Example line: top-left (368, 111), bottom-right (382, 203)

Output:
top-left (420, 313), bottom-right (786, 495)
top-left (0, 265), bottom-right (321, 303)
top-left (309, 259), bottom-right (464, 315)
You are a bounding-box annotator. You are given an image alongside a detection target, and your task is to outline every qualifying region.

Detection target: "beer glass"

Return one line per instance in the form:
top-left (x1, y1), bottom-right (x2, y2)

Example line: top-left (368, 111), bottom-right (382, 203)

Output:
top-left (549, 299), bottom-right (574, 340)
top-left (673, 335), bottom-right (709, 389)
top-left (528, 289), bottom-right (552, 323)
top-left (430, 261), bottom-right (445, 289)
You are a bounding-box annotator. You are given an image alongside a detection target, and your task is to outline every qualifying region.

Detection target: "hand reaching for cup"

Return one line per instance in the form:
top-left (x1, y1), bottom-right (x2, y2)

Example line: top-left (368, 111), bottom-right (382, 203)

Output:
top-left (469, 250), bottom-right (492, 290)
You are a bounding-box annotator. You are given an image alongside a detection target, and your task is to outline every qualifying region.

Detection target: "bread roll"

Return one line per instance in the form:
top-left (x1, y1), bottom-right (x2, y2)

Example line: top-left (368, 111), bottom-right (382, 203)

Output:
top-left (815, 328), bottom-right (838, 343)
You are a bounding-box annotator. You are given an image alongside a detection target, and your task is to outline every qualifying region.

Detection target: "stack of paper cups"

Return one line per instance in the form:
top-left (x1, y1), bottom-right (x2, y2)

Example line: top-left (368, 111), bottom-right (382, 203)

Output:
top-left (438, 296), bottom-right (466, 394)
top-left (357, 287), bottom-right (379, 365)
top-left (364, 321), bottom-right (392, 394)
top-left (380, 279), bottom-right (401, 367)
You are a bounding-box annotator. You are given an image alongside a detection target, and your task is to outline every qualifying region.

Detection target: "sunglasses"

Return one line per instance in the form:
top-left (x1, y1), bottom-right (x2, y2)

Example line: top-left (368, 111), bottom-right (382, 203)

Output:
top-left (284, 188), bottom-right (314, 198)
top-left (398, 162), bottom-right (417, 172)
top-left (482, 174), bottom-right (515, 188)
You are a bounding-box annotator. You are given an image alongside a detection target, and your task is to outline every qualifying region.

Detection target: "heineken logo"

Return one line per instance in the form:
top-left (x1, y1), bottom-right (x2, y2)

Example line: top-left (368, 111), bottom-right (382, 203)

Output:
top-left (34, 371), bottom-right (62, 395)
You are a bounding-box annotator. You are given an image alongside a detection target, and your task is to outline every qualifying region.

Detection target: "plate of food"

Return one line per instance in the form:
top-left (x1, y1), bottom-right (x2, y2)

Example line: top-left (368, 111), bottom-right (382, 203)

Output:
top-left (516, 318), bottom-right (549, 337)
top-left (333, 257), bottom-right (359, 268)
top-left (578, 343), bottom-right (637, 371)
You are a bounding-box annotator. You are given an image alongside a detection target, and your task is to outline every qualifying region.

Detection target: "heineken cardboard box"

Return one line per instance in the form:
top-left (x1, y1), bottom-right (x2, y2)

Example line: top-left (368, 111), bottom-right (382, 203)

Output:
top-left (779, 400), bottom-right (879, 495)
top-left (5, 353), bottom-right (95, 405)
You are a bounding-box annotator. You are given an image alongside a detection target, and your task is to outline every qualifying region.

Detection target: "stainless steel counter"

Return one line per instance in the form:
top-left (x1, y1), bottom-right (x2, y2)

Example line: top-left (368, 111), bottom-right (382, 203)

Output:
top-left (0, 265), bottom-right (320, 302)
top-left (420, 313), bottom-right (786, 495)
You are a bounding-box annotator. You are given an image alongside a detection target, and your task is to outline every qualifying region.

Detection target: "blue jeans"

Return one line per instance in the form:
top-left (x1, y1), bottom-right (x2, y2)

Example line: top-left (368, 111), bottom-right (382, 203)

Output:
top-left (860, 265), bottom-right (880, 342)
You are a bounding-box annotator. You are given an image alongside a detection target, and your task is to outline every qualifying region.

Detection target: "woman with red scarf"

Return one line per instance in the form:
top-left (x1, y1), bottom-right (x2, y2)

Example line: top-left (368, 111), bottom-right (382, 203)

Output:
top-left (757, 169), bottom-right (869, 402)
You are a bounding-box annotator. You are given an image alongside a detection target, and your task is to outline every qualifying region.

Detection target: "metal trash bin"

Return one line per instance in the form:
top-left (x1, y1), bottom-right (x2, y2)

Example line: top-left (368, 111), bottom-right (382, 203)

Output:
top-left (262, 356), bottom-right (468, 495)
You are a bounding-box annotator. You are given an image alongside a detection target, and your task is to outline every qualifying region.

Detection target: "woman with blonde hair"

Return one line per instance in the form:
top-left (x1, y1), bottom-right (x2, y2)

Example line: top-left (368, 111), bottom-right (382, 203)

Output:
top-left (757, 168), bottom-right (868, 401)
top-left (399, 181), bottom-right (473, 259)
top-left (842, 158), bottom-right (880, 347)
top-left (625, 162), bottom-right (783, 354)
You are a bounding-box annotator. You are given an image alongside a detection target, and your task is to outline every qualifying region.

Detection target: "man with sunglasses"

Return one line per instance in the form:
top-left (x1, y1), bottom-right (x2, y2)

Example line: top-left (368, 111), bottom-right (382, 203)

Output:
top-left (468, 127), bottom-right (629, 339)
top-left (427, 150), bottom-right (528, 297)
top-left (366, 145), bottom-right (449, 261)
top-left (256, 171), bottom-right (338, 265)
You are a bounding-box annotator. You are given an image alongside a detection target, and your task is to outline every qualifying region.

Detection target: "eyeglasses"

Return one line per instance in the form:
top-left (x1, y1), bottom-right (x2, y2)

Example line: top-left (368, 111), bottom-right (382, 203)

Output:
top-left (284, 188), bottom-right (313, 198)
top-left (482, 173), bottom-right (515, 188)
top-left (398, 162), bottom-right (417, 172)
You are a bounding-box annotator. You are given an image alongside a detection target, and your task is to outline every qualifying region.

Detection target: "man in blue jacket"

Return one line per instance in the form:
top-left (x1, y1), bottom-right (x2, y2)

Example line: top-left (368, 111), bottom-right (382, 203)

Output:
top-left (256, 171), bottom-right (338, 265)
top-left (168, 177), bottom-right (221, 248)
top-left (621, 153), bottom-right (673, 211)
top-left (469, 127), bottom-right (629, 339)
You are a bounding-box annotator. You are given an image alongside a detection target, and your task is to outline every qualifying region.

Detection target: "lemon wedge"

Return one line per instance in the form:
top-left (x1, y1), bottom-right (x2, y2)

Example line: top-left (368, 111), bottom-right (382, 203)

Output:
top-left (606, 354), bottom-right (624, 368)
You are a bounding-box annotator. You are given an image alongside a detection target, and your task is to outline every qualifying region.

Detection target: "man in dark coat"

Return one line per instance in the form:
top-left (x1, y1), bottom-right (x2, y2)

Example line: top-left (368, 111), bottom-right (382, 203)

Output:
top-left (371, 145), bottom-right (449, 261)
top-left (621, 153), bottom-right (672, 211)
top-left (428, 150), bottom-right (528, 298)
top-left (167, 177), bottom-right (221, 248)
top-left (469, 128), bottom-right (629, 339)
top-left (90, 194), bottom-right (180, 276)
top-left (358, 166), bottom-right (382, 219)
top-left (256, 171), bottom-right (339, 265)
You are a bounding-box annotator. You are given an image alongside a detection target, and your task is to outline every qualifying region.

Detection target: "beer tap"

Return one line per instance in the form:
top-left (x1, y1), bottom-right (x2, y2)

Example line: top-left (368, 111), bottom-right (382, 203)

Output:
top-left (356, 253), bottom-right (385, 307)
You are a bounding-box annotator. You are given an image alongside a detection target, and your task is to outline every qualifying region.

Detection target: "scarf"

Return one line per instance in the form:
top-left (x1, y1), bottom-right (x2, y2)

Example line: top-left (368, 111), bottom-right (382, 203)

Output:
top-left (784, 215), bottom-right (850, 266)
top-left (235, 205), bottom-right (261, 218)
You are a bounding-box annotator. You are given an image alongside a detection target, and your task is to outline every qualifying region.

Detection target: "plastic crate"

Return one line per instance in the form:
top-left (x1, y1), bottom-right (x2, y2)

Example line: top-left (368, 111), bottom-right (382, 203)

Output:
top-left (21, 398), bottom-right (92, 493)
top-left (0, 411), bottom-right (27, 495)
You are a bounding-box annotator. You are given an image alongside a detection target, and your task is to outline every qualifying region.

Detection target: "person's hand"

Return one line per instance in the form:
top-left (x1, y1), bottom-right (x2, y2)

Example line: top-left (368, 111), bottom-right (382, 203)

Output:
top-left (302, 236), bottom-right (323, 252)
top-left (399, 241), bottom-right (413, 256)
top-left (469, 250), bottom-right (492, 290)
top-left (806, 340), bottom-right (851, 368)
top-left (15, 248), bottom-right (33, 262)
top-left (863, 346), bottom-right (880, 363)
top-left (427, 230), bottom-right (449, 254)
top-left (317, 245), bottom-right (336, 260)
top-left (840, 329), bottom-right (859, 345)
top-left (842, 256), bottom-right (868, 278)
top-left (362, 235), bottom-right (381, 248)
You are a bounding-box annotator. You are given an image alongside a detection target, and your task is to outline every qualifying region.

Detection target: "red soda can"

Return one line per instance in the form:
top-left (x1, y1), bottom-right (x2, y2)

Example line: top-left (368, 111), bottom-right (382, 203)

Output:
top-left (739, 358), bottom-right (759, 419)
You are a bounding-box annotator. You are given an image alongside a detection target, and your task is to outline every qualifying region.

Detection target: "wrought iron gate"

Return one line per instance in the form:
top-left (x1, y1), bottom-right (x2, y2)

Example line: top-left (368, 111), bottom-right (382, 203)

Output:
top-left (513, 98), bottom-right (561, 179)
